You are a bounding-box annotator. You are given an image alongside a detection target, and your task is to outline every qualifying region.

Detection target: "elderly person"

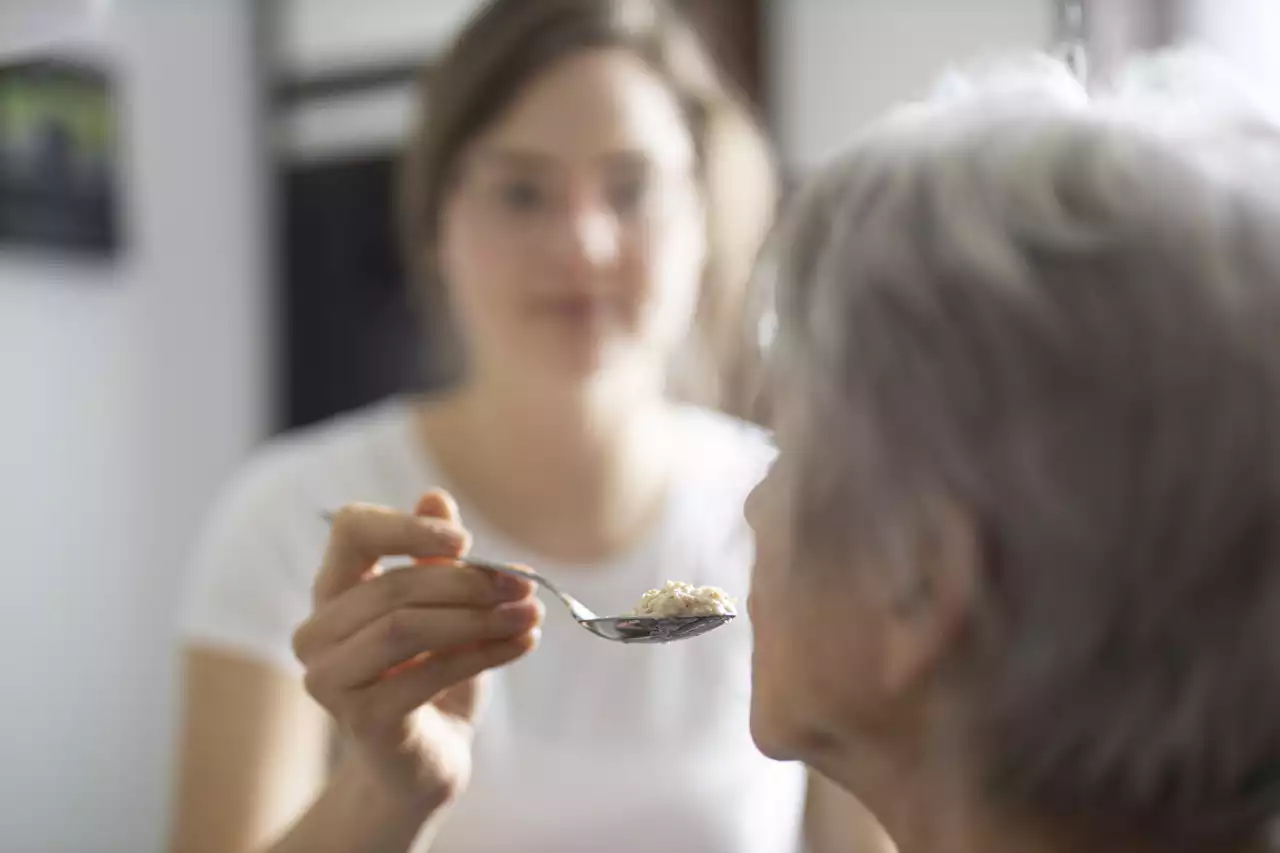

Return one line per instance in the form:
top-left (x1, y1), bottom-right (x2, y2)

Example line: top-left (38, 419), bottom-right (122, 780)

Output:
top-left (745, 53), bottom-right (1280, 853)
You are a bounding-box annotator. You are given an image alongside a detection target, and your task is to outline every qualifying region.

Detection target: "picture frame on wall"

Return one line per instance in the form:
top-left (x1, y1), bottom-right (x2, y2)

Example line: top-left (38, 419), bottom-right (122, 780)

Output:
top-left (0, 56), bottom-right (122, 259)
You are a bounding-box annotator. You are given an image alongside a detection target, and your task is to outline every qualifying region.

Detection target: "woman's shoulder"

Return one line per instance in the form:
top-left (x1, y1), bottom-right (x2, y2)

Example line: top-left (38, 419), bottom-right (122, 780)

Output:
top-left (205, 398), bottom-right (419, 532)
top-left (180, 401), bottom-right (420, 668)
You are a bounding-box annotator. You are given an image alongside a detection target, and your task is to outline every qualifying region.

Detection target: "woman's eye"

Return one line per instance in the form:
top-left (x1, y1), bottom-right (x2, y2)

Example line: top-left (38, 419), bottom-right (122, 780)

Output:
top-left (499, 182), bottom-right (544, 211)
top-left (608, 178), bottom-right (648, 214)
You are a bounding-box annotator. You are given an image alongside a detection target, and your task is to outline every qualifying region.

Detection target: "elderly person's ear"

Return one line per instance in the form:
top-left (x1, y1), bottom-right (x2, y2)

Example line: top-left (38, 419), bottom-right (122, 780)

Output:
top-left (877, 506), bottom-right (981, 700)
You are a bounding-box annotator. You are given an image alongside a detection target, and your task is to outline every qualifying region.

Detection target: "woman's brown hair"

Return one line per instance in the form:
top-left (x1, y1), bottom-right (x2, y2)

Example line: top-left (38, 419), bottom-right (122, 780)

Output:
top-left (398, 0), bottom-right (777, 420)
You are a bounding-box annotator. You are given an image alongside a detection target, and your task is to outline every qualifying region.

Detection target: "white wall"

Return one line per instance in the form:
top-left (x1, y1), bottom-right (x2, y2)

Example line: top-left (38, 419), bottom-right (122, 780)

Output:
top-left (0, 0), bottom-right (100, 57)
top-left (0, 2), bottom-right (271, 851)
top-left (770, 0), bottom-right (1055, 174)
top-left (277, 0), bottom-right (481, 75)
top-left (277, 0), bottom-right (1056, 170)
top-left (1183, 0), bottom-right (1280, 105)
top-left (275, 0), bottom-right (485, 162)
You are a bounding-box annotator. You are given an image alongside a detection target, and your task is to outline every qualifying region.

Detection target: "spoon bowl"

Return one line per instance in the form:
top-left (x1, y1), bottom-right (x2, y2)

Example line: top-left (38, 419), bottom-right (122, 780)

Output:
top-left (578, 614), bottom-right (736, 643)
top-left (461, 556), bottom-right (736, 644)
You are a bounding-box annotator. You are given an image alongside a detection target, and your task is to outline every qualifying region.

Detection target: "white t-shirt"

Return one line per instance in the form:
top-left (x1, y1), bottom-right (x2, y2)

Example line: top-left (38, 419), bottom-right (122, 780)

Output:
top-left (181, 397), bottom-right (807, 853)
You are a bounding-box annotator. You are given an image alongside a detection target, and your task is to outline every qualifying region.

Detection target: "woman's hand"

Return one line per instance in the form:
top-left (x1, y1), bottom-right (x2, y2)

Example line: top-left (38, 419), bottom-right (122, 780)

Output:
top-left (291, 491), bottom-right (542, 813)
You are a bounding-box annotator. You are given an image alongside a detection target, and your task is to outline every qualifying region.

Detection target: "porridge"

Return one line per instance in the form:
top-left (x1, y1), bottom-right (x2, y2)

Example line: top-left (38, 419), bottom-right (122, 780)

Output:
top-left (626, 580), bottom-right (737, 618)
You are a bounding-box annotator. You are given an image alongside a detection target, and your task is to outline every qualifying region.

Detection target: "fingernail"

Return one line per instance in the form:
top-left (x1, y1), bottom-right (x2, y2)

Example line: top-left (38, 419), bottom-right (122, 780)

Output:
top-left (422, 519), bottom-right (468, 551)
top-left (497, 601), bottom-right (538, 628)
top-left (415, 489), bottom-right (461, 523)
top-left (493, 572), bottom-right (532, 598)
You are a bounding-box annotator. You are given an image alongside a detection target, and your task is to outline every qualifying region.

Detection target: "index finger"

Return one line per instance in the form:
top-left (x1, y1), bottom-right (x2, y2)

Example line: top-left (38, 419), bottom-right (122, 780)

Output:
top-left (314, 503), bottom-right (470, 604)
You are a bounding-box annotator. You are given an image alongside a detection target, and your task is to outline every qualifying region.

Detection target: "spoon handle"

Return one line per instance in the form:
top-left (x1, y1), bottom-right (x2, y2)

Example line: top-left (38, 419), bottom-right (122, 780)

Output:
top-left (462, 558), bottom-right (597, 622)
top-left (318, 511), bottom-right (597, 621)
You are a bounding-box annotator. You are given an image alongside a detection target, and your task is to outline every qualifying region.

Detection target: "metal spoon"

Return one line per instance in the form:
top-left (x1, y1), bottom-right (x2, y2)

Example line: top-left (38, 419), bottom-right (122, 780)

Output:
top-left (320, 512), bottom-right (734, 643)
top-left (442, 555), bottom-right (736, 644)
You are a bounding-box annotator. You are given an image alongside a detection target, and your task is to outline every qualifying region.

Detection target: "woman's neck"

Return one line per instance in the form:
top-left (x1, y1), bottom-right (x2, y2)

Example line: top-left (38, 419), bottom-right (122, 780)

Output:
top-left (414, 376), bottom-right (679, 566)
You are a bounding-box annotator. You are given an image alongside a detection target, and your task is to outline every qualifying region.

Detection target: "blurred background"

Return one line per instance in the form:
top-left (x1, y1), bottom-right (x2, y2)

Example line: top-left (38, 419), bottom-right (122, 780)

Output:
top-left (0, 1), bottom-right (1275, 851)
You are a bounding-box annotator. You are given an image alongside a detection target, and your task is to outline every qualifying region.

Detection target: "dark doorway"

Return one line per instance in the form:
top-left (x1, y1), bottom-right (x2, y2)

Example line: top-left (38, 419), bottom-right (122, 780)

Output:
top-left (279, 153), bottom-right (432, 430)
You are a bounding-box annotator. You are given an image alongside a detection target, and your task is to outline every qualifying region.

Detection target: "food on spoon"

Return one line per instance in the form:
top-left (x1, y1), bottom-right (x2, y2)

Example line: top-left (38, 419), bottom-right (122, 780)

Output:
top-left (626, 580), bottom-right (737, 618)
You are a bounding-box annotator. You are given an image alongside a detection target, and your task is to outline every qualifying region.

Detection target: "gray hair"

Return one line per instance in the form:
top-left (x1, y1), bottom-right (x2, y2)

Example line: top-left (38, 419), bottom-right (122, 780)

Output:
top-left (763, 49), bottom-right (1280, 847)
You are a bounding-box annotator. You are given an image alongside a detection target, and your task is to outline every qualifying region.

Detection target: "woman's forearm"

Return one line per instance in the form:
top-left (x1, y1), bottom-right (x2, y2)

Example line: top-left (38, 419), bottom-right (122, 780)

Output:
top-left (262, 763), bottom-right (450, 853)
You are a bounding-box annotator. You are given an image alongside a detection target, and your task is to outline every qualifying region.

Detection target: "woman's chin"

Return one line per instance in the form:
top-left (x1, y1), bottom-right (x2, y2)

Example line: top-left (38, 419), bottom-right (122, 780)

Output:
top-left (528, 343), bottom-right (662, 394)
top-left (494, 349), bottom-right (605, 393)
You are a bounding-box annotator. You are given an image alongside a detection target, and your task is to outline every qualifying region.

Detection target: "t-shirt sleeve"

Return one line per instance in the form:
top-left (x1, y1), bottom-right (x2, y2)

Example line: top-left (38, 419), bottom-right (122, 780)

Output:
top-left (178, 448), bottom-right (318, 677)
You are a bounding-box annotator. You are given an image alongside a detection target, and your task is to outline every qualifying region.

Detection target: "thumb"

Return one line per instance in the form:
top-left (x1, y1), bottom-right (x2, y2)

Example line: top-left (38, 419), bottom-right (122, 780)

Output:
top-left (433, 669), bottom-right (488, 723)
top-left (414, 489), bottom-right (461, 523)
top-left (413, 490), bottom-right (470, 556)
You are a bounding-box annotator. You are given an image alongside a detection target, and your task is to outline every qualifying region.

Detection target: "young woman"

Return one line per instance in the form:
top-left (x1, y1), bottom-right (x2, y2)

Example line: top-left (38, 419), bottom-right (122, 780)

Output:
top-left (168, 1), bottom-right (878, 852)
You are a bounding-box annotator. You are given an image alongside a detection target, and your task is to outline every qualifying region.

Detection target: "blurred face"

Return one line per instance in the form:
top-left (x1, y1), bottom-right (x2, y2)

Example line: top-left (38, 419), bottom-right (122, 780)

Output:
top-left (437, 48), bottom-right (705, 390)
top-left (746, 384), bottom-right (982, 808)
top-left (744, 401), bottom-right (896, 772)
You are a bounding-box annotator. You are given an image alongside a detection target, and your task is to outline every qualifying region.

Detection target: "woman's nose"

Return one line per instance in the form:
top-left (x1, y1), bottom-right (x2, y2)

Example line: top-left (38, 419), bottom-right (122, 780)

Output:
top-left (556, 191), bottom-right (621, 271)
